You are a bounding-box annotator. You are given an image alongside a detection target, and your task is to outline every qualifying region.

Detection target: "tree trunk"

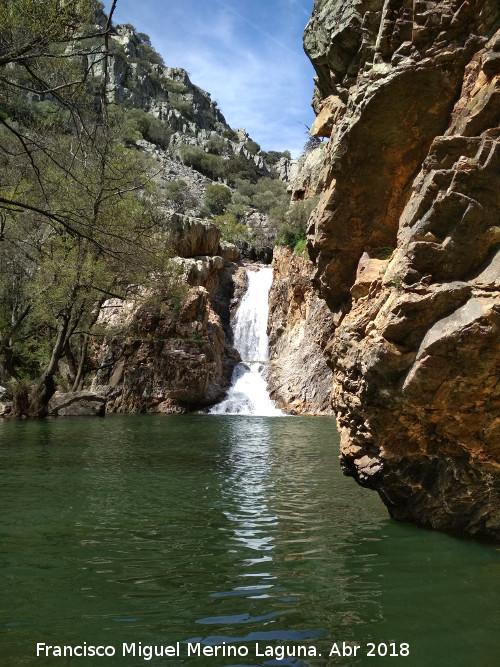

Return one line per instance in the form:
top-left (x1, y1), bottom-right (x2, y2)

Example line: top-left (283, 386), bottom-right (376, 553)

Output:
top-left (26, 313), bottom-right (70, 417)
top-left (72, 334), bottom-right (89, 392)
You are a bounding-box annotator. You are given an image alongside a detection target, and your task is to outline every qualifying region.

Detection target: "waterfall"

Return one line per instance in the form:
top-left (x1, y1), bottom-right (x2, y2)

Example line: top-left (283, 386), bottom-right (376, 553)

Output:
top-left (210, 267), bottom-right (284, 416)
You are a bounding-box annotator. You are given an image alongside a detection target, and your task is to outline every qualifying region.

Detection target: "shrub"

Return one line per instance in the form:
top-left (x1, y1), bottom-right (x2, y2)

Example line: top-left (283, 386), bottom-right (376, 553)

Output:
top-left (164, 79), bottom-right (188, 94)
top-left (205, 134), bottom-right (226, 155)
top-left (264, 149), bottom-right (292, 165)
top-left (212, 213), bottom-right (250, 243)
top-left (169, 97), bottom-right (193, 120)
top-left (244, 139), bottom-right (260, 155)
top-left (145, 117), bottom-right (171, 149)
top-left (138, 42), bottom-right (165, 67)
top-left (179, 145), bottom-right (225, 180)
top-left (276, 196), bottom-right (319, 247)
top-left (222, 128), bottom-right (239, 142)
top-left (122, 109), bottom-right (171, 149)
top-left (293, 238), bottom-right (308, 258)
top-left (226, 203), bottom-right (249, 220)
top-left (163, 180), bottom-right (194, 213)
top-left (303, 135), bottom-right (322, 154)
top-left (223, 155), bottom-right (259, 185)
top-left (204, 184), bottom-right (232, 215)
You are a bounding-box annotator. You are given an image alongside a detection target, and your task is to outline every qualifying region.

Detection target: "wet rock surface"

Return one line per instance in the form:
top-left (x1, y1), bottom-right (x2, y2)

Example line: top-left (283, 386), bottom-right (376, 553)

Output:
top-left (304, 0), bottom-right (500, 538)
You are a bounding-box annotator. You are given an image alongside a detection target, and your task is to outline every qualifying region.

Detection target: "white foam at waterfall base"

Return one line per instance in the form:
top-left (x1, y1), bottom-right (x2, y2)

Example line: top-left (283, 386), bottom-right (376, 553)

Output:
top-left (210, 267), bottom-right (285, 416)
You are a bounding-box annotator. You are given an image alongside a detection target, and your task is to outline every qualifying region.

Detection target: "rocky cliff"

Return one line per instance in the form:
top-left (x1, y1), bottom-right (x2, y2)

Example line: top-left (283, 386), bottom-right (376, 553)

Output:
top-left (268, 247), bottom-right (335, 415)
top-left (89, 217), bottom-right (241, 414)
top-left (303, 0), bottom-right (500, 539)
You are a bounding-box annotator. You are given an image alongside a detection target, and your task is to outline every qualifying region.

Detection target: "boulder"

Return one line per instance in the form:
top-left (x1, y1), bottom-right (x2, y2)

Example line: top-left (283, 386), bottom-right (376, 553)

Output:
top-left (169, 214), bottom-right (220, 257)
top-left (48, 392), bottom-right (106, 417)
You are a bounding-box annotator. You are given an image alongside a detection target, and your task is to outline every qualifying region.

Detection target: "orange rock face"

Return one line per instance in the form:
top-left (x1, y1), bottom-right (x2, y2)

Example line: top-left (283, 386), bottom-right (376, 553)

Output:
top-left (303, 0), bottom-right (500, 538)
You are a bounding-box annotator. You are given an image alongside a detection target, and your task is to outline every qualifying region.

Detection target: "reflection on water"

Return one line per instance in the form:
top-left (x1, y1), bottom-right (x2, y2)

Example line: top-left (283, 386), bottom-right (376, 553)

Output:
top-left (0, 415), bottom-right (499, 667)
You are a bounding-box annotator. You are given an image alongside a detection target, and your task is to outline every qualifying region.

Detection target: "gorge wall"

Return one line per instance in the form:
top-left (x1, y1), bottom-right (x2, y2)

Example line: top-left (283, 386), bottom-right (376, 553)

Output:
top-left (86, 219), bottom-right (241, 415)
top-left (303, 0), bottom-right (500, 539)
top-left (268, 246), bottom-right (335, 415)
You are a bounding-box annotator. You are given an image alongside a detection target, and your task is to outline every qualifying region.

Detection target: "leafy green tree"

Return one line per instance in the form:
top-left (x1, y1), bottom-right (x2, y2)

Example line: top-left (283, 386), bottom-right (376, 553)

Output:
top-left (122, 108), bottom-right (171, 148)
top-left (276, 197), bottom-right (320, 247)
top-left (204, 184), bottom-right (232, 216)
top-left (212, 213), bottom-right (249, 244)
top-left (179, 144), bottom-right (225, 180)
top-left (205, 134), bottom-right (226, 155)
top-left (223, 155), bottom-right (259, 185)
top-left (0, 0), bottom-right (181, 416)
top-left (303, 135), bottom-right (322, 154)
top-left (244, 139), bottom-right (260, 155)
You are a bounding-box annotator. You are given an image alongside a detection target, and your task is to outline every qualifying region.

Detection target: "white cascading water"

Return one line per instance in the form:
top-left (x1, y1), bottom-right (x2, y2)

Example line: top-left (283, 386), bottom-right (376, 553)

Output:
top-left (210, 267), bottom-right (284, 416)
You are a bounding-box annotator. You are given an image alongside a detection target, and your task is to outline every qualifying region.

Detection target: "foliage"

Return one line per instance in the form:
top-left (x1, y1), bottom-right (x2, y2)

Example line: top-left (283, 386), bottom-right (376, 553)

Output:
top-left (293, 238), bottom-right (308, 258)
top-left (0, 0), bottom-right (181, 415)
top-left (178, 144), bottom-right (225, 180)
top-left (169, 95), bottom-right (193, 121)
top-left (222, 128), bottom-right (239, 142)
top-left (233, 177), bottom-right (289, 219)
top-left (378, 245), bottom-right (395, 260)
top-left (120, 108), bottom-right (171, 149)
top-left (204, 184), bottom-right (232, 215)
top-left (244, 139), bottom-right (260, 155)
top-left (137, 42), bottom-right (165, 67)
top-left (0, 0), bottom-right (98, 66)
top-left (205, 134), bottom-right (227, 156)
top-left (164, 79), bottom-right (188, 94)
top-left (276, 196), bottom-right (320, 247)
top-left (264, 149), bottom-right (291, 166)
top-left (222, 155), bottom-right (260, 185)
top-left (163, 179), bottom-right (195, 213)
top-left (212, 214), bottom-right (250, 244)
top-left (303, 135), bottom-right (323, 154)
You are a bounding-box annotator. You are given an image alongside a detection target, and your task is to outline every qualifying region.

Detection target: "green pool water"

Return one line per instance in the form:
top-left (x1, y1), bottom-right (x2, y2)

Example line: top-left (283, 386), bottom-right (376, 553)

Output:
top-left (0, 414), bottom-right (498, 666)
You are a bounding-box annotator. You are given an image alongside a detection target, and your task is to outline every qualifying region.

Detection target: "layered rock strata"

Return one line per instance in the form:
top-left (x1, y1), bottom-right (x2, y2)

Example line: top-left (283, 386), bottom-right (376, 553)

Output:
top-left (268, 247), bottom-right (335, 415)
top-left (304, 0), bottom-right (500, 538)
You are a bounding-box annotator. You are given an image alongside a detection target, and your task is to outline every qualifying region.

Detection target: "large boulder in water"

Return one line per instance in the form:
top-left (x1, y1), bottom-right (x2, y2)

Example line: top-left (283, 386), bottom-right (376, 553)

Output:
top-left (48, 392), bottom-right (106, 417)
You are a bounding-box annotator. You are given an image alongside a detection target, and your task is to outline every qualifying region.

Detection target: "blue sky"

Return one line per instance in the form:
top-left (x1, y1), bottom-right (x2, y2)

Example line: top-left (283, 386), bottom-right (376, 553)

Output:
top-left (103, 0), bottom-right (316, 158)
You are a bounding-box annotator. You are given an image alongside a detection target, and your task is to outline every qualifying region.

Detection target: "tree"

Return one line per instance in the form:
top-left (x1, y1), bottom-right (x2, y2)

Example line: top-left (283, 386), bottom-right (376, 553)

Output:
top-left (212, 213), bottom-right (249, 244)
top-left (0, 0), bottom-right (178, 416)
top-left (244, 139), bottom-right (260, 155)
top-left (275, 196), bottom-right (320, 247)
top-left (303, 135), bottom-right (322, 154)
top-left (204, 184), bottom-right (232, 216)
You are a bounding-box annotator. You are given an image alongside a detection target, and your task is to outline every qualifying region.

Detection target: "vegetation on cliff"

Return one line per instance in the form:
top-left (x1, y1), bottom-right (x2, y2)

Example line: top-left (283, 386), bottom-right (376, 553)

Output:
top-left (0, 1), bottom-right (303, 417)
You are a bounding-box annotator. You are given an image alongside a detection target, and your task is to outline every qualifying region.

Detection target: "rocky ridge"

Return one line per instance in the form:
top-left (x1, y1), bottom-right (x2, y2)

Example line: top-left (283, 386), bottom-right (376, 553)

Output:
top-left (303, 0), bottom-right (500, 538)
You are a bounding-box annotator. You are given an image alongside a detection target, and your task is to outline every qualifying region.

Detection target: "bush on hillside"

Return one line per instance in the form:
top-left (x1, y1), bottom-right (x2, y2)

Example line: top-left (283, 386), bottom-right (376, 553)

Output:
top-left (212, 213), bottom-right (250, 244)
top-left (222, 129), bottom-right (239, 142)
top-left (244, 139), bottom-right (260, 155)
top-left (276, 196), bottom-right (319, 247)
top-left (204, 184), bottom-right (232, 215)
top-left (205, 134), bottom-right (227, 155)
top-left (222, 155), bottom-right (260, 185)
top-left (179, 145), bottom-right (225, 180)
top-left (122, 108), bottom-right (171, 149)
top-left (163, 180), bottom-right (195, 213)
